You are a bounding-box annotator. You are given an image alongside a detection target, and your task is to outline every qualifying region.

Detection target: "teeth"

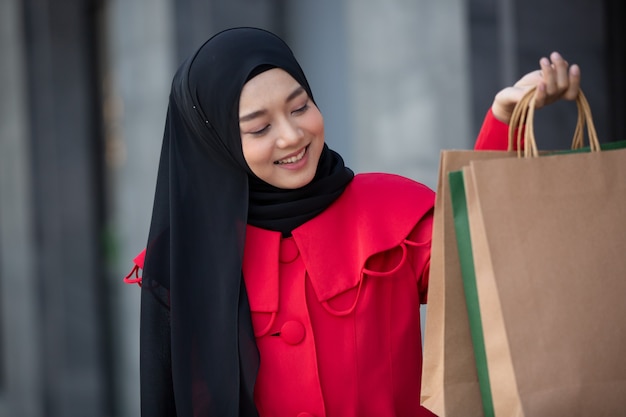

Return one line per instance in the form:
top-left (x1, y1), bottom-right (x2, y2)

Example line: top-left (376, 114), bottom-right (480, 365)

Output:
top-left (276, 148), bottom-right (306, 164)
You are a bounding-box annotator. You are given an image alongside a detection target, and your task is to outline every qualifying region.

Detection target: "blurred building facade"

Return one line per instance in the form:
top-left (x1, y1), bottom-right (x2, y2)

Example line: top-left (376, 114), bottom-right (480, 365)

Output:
top-left (0, 0), bottom-right (623, 416)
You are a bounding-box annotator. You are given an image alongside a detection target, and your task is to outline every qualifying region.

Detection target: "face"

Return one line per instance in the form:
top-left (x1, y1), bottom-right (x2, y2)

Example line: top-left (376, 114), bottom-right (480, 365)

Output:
top-left (239, 68), bottom-right (325, 189)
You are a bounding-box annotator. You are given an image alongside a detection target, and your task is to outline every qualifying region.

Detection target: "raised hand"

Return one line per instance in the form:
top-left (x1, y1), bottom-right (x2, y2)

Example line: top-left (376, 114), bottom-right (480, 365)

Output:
top-left (491, 52), bottom-right (581, 124)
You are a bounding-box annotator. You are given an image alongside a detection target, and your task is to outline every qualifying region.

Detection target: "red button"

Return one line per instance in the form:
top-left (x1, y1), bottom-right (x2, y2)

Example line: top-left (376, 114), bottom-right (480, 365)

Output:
top-left (280, 321), bottom-right (305, 345)
top-left (279, 238), bottom-right (299, 263)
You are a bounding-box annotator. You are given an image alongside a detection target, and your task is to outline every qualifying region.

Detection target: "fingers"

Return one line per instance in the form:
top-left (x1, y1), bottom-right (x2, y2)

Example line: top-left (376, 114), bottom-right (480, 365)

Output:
top-left (563, 64), bottom-right (581, 100)
top-left (535, 52), bottom-right (580, 107)
top-left (493, 52), bottom-right (581, 122)
top-left (540, 53), bottom-right (567, 96)
top-left (552, 52), bottom-right (570, 93)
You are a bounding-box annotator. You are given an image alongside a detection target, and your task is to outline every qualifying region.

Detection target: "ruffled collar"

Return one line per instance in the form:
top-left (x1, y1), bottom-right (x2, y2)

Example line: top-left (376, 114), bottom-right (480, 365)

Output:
top-left (243, 173), bottom-right (434, 308)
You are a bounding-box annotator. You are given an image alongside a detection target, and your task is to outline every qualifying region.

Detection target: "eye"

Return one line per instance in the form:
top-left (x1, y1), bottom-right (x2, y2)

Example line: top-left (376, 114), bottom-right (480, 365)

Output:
top-left (292, 102), bottom-right (309, 115)
top-left (249, 125), bottom-right (270, 136)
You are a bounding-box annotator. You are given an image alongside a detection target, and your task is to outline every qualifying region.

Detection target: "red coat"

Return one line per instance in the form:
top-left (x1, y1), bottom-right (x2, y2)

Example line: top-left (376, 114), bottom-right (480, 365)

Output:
top-left (244, 173), bottom-right (435, 417)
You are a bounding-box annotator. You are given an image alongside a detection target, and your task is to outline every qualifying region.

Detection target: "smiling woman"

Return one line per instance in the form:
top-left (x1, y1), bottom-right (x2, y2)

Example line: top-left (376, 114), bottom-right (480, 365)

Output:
top-left (239, 69), bottom-right (325, 189)
top-left (129, 26), bottom-right (582, 417)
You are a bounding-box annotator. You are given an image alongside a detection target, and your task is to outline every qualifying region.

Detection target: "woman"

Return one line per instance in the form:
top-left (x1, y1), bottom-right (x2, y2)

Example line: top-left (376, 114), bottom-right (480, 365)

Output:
top-left (128, 27), bottom-right (580, 416)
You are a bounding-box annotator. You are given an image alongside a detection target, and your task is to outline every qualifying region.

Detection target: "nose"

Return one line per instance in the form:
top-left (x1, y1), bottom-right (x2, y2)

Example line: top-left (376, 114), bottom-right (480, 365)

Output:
top-left (276, 118), bottom-right (303, 148)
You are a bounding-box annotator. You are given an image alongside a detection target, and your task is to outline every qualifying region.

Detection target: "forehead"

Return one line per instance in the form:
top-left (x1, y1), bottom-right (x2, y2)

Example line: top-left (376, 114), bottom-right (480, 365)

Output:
top-left (239, 68), bottom-right (303, 110)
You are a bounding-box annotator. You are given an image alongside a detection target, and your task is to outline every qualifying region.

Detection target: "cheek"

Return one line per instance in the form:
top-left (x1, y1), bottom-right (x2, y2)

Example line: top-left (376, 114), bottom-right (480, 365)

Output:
top-left (241, 139), bottom-right (264, 168)
top-left (307, 108), bottom-right (325, 140)
top-left (241, 138), bottom-right (276, 177)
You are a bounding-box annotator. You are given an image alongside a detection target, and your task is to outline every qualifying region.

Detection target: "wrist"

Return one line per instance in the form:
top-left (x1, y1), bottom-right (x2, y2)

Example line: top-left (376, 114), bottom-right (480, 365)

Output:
top-left (491, 98), bottom-right (513, 125)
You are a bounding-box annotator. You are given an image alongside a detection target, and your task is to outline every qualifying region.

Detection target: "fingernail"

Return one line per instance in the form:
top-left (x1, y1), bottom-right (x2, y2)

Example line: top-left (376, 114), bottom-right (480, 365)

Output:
top-left (551, 51), bottom-right (562, 60)
top-left (570, 64), bottom-right (580, 75)
top-left (540, 57), bottom-right (550, 66)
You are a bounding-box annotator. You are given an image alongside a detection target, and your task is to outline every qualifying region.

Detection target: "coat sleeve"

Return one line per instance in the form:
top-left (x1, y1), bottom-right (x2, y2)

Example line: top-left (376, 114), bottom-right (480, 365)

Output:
top-left (473, 108), bottom-right (522, 151)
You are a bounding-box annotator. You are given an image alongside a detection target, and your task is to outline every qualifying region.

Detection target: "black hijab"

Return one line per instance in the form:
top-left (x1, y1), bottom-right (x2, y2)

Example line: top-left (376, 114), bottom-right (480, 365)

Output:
top-left (140, 27), bottom-right (353, 417)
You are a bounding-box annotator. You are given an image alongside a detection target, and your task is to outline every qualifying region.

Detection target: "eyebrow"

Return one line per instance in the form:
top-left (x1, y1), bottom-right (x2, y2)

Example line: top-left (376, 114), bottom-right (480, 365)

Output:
top-left (239, 86), bottom-right (306, 123)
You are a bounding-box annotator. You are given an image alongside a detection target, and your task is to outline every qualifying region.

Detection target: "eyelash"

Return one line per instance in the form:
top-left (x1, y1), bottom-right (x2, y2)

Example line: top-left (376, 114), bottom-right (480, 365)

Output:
top-left (249, 102), bottom-right (309, 136)
top-left (293, 102), bottom-right (309, 115)
top-left (251, 125), bottom-right (270, 136)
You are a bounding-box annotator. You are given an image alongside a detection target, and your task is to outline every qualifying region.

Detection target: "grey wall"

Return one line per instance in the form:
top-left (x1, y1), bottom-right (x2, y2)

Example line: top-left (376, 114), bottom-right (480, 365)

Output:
top-left (21, 0), bottom-right (107, 415)
top-left (344, 0), bottom-right (472, 188)
top-left (1, 0), bottom-right (110, 416)
top-left (0, 1), bottom-right (42, 416)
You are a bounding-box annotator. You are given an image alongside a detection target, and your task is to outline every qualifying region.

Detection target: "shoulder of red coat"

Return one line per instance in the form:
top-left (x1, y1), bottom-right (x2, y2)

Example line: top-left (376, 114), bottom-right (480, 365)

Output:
top-left (304, 172), bottom-right (435, 233)
top-left (344, 172), bottom-right (434, 215)
top-left (292, 173), bottom-right (434, 302)
top-left (350, 172), bottom-right (434, 195)
top-left (335, 172), bottom-right (434, 237)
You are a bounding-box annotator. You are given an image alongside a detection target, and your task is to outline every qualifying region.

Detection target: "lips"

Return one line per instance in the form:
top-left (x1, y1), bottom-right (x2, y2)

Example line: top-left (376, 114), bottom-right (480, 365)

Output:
top-left (274, 146), bottom-right (308, 165)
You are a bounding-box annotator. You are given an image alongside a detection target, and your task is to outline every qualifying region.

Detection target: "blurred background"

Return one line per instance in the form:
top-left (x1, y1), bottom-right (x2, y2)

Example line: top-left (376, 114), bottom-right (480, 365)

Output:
top-left (0, 0), bottom-right (624, 416)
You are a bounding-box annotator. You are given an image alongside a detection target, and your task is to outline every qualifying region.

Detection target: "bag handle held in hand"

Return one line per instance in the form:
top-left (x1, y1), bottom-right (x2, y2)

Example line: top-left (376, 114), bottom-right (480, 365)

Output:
top-left (507, 86), bottom-right (600, 157)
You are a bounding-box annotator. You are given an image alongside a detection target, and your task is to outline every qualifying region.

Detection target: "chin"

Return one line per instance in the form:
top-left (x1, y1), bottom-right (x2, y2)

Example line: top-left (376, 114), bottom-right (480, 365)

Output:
top-left (281, 178), bottom-right (314, 190)
top-left (277, 172), bottom-right (316, 190)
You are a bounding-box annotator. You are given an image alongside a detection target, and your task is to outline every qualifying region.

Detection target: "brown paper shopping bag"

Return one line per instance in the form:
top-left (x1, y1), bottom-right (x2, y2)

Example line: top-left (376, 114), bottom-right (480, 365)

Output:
top-left (462, 89), bottom-right (626, 416)
top-left (422, 149), bottom-right (516, 417)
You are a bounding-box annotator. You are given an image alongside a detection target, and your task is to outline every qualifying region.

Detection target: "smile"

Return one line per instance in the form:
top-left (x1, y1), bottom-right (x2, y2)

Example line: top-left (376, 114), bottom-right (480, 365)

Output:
top-left (275, 146), bottom-right (308, 165)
